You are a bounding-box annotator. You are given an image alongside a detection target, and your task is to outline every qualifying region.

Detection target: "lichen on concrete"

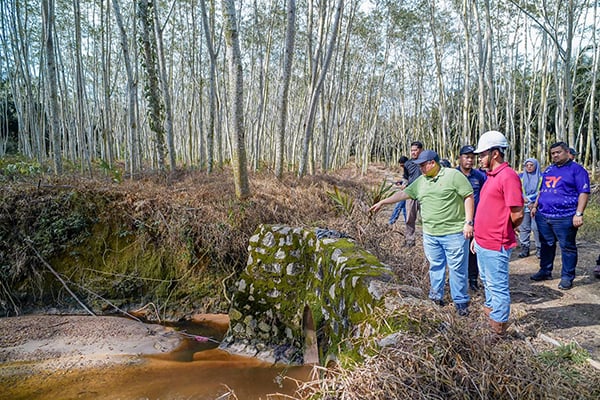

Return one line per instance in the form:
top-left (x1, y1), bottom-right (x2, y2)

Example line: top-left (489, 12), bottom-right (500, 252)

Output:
top-left (219, 224), bottom-right (395, 365)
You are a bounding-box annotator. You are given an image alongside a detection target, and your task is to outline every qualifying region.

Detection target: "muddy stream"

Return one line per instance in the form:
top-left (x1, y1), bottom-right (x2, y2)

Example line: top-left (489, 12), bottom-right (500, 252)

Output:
top-left (0, 315), bottom-right (313, 400)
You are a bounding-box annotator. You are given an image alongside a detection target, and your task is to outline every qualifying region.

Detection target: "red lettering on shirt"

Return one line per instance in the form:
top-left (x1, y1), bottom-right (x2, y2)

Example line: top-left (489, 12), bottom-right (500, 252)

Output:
top-left (544, 176), bottom-right (562, 188)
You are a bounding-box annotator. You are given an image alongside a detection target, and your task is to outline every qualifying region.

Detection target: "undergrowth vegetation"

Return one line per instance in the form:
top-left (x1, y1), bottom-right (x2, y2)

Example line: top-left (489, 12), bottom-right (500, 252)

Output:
top-left (1, 160), bottom-right (599, 399)
top-left (297, 304), bottom-right (600, 399)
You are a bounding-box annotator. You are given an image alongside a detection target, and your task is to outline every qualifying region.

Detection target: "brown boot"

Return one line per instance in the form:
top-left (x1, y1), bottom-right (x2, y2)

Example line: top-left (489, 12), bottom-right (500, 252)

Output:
top-left (483, 306), bottom-right (492, 318)
top-left (489, 319), bottom-right (509, 335)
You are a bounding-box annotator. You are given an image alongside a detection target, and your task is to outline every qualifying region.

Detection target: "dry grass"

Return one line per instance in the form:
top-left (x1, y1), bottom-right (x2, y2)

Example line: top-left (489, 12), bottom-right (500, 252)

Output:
top-left (295, 303), bottom-right (600, 400)
top-left (2, 163), bottom-right (599, 399)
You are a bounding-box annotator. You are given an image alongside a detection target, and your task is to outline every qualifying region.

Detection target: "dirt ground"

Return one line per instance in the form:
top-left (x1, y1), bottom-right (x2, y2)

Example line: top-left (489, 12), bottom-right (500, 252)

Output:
top-left (508, 240), bottom-right (600, 362)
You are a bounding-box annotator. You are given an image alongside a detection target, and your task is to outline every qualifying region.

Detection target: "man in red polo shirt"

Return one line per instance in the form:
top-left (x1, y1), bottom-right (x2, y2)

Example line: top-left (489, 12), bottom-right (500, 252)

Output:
top-left (472, 131), bottom-right (524, 335)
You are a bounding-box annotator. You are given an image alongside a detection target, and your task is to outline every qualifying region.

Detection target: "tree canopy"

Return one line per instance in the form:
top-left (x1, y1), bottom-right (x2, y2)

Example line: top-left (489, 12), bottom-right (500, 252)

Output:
top-left (1, 0), bottom-right (599, 183)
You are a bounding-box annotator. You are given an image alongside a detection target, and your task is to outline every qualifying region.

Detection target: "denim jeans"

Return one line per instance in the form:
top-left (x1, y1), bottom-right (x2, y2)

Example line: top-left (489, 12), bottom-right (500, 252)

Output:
top-left (388, 200), bottom-right (407, 224)
top-left (423, 232), bottom-right (469, 305)
top-left (474, 241), bottom-right (512, 323)
top-left (534, 214), bottom-right (578, 281)
top-left (519, 210), bottom-right (540, 249)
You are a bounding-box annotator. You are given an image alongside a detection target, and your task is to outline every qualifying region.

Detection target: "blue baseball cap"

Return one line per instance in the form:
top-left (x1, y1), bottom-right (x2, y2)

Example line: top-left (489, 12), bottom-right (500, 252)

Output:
top-left (414, 150), bottom-right (439, 165)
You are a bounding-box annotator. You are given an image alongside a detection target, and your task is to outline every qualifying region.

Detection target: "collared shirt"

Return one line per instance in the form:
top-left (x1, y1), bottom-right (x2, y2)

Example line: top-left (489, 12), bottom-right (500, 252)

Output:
top-left (538, 160), bottom-right (590, 218)
top-left (404, 167), bottom-right (473, 236)
top-left (456, 167), bottom-right (486, 210)
top-left (474, 162), bottom-right (523, 251)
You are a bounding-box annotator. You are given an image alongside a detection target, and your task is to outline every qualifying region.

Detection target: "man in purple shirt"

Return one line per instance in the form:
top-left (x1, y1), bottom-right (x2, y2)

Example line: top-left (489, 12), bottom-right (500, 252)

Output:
top-left (530, 142), bottom-right (590, 290)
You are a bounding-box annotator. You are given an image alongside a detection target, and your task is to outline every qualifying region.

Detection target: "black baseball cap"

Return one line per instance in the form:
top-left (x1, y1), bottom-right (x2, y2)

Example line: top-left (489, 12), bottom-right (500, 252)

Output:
top-left (460, 145), bottom-right (475, 155)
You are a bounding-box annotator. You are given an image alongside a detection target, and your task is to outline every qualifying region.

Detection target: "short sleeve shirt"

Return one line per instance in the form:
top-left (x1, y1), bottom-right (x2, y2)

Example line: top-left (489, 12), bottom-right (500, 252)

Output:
top-left (474, 163), bottom-right (524, 251)
top-left (403, 160), bottom-right (422, 184)
top-left (538, 160), bottom-right (590, 218)
top-left (404, 167), bottom-right (473, 236)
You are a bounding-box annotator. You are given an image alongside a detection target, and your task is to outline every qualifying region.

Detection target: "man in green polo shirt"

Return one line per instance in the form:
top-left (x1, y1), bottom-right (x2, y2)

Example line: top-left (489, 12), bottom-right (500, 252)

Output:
top-left (370, 150), bottom-right (475, 316)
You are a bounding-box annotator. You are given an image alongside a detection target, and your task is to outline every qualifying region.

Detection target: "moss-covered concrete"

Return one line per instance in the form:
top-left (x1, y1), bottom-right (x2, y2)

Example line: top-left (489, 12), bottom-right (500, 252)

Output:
top-left (219, 224), bottom-right (395, 365)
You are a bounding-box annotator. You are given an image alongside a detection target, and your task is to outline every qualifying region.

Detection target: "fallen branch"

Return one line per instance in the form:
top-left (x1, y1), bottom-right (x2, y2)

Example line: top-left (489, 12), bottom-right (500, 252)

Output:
top-left (24, 238), bottom-right (95, 316)
top-left (72, 281), bottom-right (143, 323)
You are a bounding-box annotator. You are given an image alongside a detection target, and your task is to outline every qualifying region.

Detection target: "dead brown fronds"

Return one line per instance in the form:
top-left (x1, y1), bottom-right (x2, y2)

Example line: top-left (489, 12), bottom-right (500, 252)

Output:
top-left (295, 304), bottom-right (600, 400)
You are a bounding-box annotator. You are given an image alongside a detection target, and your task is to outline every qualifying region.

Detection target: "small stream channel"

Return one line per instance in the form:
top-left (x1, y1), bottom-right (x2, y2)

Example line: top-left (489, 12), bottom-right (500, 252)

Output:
top-left (1, 317), bottom-right (313, 400)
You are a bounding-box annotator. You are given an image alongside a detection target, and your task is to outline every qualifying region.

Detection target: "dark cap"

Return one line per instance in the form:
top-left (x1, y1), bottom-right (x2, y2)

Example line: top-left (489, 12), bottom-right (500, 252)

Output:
top-left (569, 147), bottom-right (579, 156)
top-left (460, 145), bottom-right (475, 155)
top-left (414, 150), bottom-right (439, 165)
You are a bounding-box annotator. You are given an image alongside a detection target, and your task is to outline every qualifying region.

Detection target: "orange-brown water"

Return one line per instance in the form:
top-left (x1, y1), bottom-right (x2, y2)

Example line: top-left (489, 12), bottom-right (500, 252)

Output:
top-left (0, 355), bottom-right (313, 399)
top-left (0, 316), bottom-right (313, 400)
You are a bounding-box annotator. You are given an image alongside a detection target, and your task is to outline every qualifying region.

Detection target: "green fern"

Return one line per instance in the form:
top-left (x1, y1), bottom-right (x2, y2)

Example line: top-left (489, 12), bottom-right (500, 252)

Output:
top-left (370, 180), bottom-right (395, 205)
top-left (326, 186), bottom-right (354, 216)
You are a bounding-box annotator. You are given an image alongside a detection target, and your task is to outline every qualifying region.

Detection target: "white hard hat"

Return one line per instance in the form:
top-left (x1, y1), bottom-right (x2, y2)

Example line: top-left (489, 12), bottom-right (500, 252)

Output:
top-left (473, 130), bottom-right (508, 154)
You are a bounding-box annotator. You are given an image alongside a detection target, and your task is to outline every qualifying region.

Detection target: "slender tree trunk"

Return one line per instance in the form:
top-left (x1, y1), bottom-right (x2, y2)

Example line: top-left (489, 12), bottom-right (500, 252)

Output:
top-left (460, 0), bottom-right (471, 144)
top-left (429, 1), bottom-right (448, 157)
top-left (200, 0), bottom-right (218, 172)
top-left (275, 0), bottom-right (296, 178)
top-left (299, 0), bottom-right (343, 177)
top-left (483, 0), bottom-right (497, 127)
top-left (42, 0), bottom-right (62, 174)
top-left (473, 0), bottom-right (486, 133)
top-left (101, 0), bottom-right (114, 167)
top-left (73, 0), bottom-right (91, 174)
top-left (153, 0), bottom-right (176, 171)
top-left (222, 0), bottom-right (250, 199)
top-left (585, 2), bottom-right (598, 175)
top-left (113, 0), bottom-right (140, 176)
top-left (138, 0), bottom-right (166, 171)
top-left (564, 0), bottom-right (575, 145)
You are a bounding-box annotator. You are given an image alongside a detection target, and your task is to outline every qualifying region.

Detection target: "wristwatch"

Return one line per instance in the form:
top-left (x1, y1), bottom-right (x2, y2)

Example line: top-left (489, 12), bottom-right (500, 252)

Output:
top-left (575, 212), bottom-right (584, 217)
top-left (465, 220), bottom-right (474, 226)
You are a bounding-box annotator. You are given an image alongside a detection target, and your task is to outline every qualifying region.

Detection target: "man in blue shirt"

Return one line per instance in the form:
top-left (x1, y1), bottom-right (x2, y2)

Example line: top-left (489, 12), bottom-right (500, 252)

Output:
top-left (456, 145), bottom-right (486, 291)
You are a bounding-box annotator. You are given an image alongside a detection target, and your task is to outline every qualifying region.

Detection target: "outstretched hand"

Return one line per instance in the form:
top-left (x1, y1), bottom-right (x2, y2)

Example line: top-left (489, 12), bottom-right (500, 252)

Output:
top-left (369, 202), bottom-right (383, 213)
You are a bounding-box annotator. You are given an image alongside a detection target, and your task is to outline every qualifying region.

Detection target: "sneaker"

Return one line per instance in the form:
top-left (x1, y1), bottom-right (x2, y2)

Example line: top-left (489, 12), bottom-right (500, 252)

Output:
top-left (594, 264), bottom-right (600, 279)
top-left (530, 271), bottom-right (552, 281)
top-left (558, 279), bottom-right (573, 290)
top-left (404, 240), bottom-right (416, 247)
top-left (536, 248), bottom-right (541, 259)
top-left (455, 303), bottom-right (469, 316)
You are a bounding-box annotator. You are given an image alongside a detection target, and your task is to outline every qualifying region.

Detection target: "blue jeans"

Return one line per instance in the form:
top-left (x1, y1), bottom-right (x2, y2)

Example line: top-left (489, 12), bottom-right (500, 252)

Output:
top-left (519, 210), bottom-right (539, 249)
top-left (474, 241), bottom-right (512, 323)
top-left (388, 200), bottom-right (407, 224)
top-left (535, 214), bottom-right (578, 281)
top-left (423, 232), bottom-right (469, 305)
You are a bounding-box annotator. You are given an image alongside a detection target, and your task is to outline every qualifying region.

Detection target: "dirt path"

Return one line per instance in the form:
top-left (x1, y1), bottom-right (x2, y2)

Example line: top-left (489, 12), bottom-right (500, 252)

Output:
top-left (508, 240), bottom-right (600, 361)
